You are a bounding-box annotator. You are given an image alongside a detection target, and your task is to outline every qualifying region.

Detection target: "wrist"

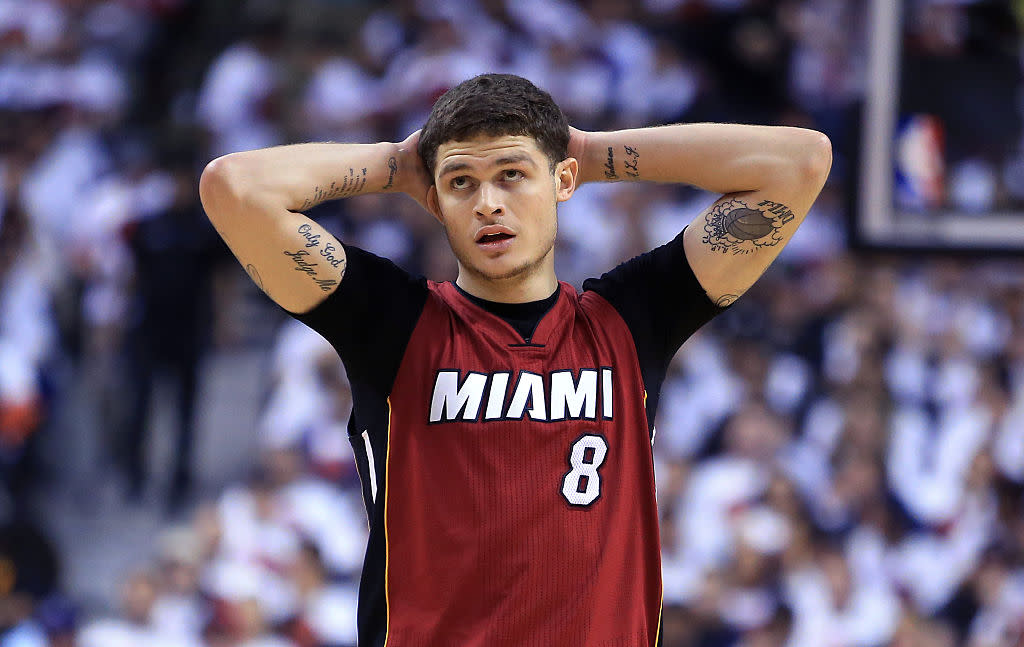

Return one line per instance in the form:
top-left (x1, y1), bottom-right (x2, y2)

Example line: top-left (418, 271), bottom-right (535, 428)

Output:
top-left (594, 132), bottom-right (619, 184)
top-left (381, 141), bottom-right (403, 194)
top-left (568, 128), bottom-right (600, 186)
top-left (583, 131), bottom-right (620, 185)
top-left (391, 138), bottom-right (432, 209)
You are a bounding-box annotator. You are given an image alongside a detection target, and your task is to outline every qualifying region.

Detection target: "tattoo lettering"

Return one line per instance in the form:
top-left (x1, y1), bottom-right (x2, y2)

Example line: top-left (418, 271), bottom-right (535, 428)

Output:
top-left (701, 197), bottom-right (790, 255)
top-left (757, 199), bottom-right (795, 225)
top-left (283, 249), bottom-right (338, 291)
top-left (245, 264), bottom-right (265, 293)
top-left (715, 294), bottom-right (739, 307)
top-left (298, 223), bottom-right (321, 248)
top-left (284, 249), bottom-right (318, 276)
top-left (603, 147), bottom-right (618, 180)
top-left (623, 145), bottom-right (640, 178)
top-left (298, 167), bottom-right (370, 210)
top-left (312, 276), bottom-right (338, 291)
top-left (296, 224), bottom-right (344, 268)
top-left (382, 156), bottom-right (398, 190)
top-left (318, 242), bottom-right (344, 268)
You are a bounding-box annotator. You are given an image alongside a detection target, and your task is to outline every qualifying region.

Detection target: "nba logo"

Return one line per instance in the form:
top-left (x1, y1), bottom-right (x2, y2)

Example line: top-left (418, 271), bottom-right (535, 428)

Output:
top-left (894, 114), bottom-right (945, 210)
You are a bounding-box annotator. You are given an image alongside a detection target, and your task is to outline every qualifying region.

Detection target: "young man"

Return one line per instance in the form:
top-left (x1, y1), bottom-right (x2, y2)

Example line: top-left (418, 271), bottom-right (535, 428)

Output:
top-left (200, 74), bottom-right (831, 647)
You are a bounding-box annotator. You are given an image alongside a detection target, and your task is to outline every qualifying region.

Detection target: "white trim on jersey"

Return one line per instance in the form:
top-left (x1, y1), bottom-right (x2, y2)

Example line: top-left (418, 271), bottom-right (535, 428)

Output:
top-left (362, 429), bottom-right (378, 502)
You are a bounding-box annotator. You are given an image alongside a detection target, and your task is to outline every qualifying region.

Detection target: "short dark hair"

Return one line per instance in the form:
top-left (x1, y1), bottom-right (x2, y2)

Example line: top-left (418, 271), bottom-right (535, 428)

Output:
top-left (418, 74), bottom-right (569, 179)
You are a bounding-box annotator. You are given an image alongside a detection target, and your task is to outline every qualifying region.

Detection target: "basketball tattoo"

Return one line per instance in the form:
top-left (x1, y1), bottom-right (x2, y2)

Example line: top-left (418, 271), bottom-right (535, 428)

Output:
top-left (701, 198), bottom-right (794, 255)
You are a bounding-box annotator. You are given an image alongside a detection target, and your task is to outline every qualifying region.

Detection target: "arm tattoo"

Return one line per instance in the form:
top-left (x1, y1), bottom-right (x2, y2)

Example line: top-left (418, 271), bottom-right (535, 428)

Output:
top-left (245, 264), bottom-right (265, 293)
top-left (298, 167), bottom-right (369, 210)
top-left (700, 197), bottom-right (792, 255)
top-left (298, 223), bottom-right (321, 247)
top-left (603, 147), bottom-right (618, 180)
top-left (382, 156), bottom-right (398, 190)
top-left (283, 249), bottom-right (341, 291)
top-left (296, 224), bottom-right (343, 267)
top-left (283, 223), bottom-right (346, 291)
top-left (757, 199), bottom-right (795, 224)
top-left (715, 294), bottom-right (739, 307)
top-left (623, 145), bottom-right (639, 178)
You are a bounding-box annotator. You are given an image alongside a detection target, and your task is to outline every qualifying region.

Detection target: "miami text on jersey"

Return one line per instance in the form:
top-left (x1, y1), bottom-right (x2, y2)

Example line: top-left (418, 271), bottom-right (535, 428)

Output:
top-left (428, 368), bottom-right (614, 423)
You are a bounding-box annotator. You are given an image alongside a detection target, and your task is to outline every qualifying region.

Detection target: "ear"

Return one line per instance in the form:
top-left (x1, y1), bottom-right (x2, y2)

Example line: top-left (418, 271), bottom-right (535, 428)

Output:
top-left (555, 157), bottom-right (578, 203)
top-left (426, 185), bottom-right (443, 224)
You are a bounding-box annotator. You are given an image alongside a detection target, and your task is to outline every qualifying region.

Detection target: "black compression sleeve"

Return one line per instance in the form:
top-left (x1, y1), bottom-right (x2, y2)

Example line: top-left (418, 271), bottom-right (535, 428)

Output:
top-left (290, 243), bottom-right (429, 395)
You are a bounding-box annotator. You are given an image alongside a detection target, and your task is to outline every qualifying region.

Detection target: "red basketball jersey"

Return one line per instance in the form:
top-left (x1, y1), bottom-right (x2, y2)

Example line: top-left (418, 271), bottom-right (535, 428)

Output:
top-left (376, 280), bottom-right (662, 646)
top-left (295, 234), bottom-right (723, 647)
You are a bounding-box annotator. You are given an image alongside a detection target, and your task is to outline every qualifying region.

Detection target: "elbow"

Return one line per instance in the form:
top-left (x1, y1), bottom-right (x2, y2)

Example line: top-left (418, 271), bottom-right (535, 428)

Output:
top-left (800, 130), bottom-right (833, 187)
top-left (199, 154), bottom-right (247, 225)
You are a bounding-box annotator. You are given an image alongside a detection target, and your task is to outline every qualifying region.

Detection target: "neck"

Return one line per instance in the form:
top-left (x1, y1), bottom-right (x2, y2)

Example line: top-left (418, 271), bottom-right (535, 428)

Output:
top-left (455, 261), bottom-right (558, 303)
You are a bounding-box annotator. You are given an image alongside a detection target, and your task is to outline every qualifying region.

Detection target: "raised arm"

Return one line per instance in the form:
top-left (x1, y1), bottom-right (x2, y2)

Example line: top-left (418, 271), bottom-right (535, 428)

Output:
top-left (571, 124), bottom-right (832, 306)
top-left (199, 132), bottom-right (430, 313)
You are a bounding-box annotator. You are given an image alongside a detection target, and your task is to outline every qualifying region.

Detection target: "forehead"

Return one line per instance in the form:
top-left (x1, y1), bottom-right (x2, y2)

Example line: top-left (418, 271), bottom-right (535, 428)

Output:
top-left (435, 135), bottom-right (545, 173)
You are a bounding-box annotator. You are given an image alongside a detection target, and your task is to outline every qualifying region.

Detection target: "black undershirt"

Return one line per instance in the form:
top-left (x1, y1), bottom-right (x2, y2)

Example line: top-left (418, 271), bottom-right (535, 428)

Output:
top-left (453, 283), bottom-right (560, 343)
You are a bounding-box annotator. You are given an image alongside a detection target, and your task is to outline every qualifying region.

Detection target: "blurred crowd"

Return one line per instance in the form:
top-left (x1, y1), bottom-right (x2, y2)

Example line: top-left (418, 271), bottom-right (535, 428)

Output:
top-left (0, 0), bottom-right (1023, 646)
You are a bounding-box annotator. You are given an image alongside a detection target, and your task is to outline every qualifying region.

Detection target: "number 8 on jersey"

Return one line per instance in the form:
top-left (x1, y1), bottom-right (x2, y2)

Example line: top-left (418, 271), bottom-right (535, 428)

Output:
top-left (562, 434), bottom-right (609, 506)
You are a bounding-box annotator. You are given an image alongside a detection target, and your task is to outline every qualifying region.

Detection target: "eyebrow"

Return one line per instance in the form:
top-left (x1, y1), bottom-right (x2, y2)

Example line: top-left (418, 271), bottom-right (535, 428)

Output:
top-left (438, 153), bottom-right (537, 177)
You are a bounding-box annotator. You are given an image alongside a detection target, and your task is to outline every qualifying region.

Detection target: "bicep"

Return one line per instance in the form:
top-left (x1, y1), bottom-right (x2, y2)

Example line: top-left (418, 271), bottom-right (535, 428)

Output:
top-left (221, 209), bottom-right (345, 314)
top-left (682, 132), bottom-right (832, 304)
top-left (682, 186), bottom-right (817, 306)
top-left (292, 244), bottom-right (429, 394)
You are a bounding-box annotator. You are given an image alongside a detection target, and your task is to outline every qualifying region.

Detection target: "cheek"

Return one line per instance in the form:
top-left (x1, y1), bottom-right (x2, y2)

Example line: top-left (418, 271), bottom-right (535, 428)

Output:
top-left (435, 200), bottom-right (464, 229)
top-left (530, 196), bottom-right (558, 238)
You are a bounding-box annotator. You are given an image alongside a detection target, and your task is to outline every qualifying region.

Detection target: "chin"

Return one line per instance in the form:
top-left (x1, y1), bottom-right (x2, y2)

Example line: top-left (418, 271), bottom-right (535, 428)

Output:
top-left (450, 235), bottom-right (554, 283)
top-left (474, 258), bottom-right (534, 281)
top-left (460, 249), bottom-right (540, 282)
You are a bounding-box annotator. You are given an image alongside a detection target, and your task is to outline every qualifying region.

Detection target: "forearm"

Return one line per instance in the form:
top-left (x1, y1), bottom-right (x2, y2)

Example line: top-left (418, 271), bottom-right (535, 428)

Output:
top-left (199, 140), bottom-right (417, 314)
top-left (202, 141), bottom-right (405, 215)
top-left (577, 123), bottom-right (831, 197)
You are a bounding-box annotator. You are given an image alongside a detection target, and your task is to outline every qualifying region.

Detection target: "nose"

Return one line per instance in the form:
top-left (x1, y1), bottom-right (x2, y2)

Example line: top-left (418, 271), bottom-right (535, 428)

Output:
top-left (474, 182), bottom-right (504, 218)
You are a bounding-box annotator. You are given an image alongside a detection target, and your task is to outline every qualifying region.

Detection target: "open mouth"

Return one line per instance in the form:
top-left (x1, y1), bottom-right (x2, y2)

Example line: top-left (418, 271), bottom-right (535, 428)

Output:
top-left (478, 232), bottom-right (515, 244)
top-left (475, 226), bottom-right (516, 249)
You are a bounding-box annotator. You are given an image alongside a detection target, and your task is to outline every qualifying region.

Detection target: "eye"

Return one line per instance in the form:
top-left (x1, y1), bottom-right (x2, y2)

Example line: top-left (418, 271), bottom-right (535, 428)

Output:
top-left (502, 169), bottom-right (525, 181)
top-left (450, 176), bottom-right (472, 190)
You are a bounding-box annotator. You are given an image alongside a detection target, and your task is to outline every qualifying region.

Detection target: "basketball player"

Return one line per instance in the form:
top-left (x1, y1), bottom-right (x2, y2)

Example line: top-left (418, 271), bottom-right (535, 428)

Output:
top-left (199, 74), bottom-right (831, 647)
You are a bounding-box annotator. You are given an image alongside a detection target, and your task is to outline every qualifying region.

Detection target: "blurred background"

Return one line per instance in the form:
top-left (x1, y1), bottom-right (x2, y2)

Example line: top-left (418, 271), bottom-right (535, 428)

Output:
top-left (0, 0), bottom-right (1023, 646)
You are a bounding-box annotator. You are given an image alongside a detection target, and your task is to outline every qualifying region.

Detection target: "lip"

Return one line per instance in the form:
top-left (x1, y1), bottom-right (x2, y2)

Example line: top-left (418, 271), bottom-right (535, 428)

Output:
top-left (476, 235), bottom-right (515, 254)
top-left (474, 224), bottom-right (517, 243)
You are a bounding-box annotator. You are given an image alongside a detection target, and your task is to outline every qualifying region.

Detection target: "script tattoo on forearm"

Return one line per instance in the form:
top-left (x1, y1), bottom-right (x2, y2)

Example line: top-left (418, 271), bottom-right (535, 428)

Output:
top-left (382, 156), bottom-right (398, 190)
top-left (701, 197), bottom-right (793, 255)
top-left (298, 167), bottom-right (369, 210)
top-left (603, 147), bottom-right (618, 180)
top-left (623, 145), bottom-right (640, 178)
